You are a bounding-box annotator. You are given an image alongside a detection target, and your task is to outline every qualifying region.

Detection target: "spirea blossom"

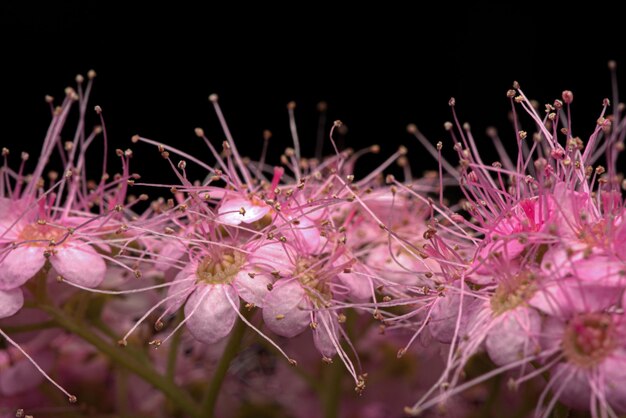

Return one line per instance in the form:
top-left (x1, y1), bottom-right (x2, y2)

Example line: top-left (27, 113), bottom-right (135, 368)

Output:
top-left (3, 63), bottom-right (626, 418)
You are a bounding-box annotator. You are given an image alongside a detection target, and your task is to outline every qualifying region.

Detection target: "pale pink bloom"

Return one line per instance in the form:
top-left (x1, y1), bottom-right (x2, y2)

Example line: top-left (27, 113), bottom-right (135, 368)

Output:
top-left (540, 312), bottom-right (626, 414)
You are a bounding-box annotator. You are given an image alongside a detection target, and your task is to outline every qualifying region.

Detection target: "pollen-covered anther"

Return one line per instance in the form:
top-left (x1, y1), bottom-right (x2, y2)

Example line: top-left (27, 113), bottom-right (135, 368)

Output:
top-left (154, 320), bottom-right (164, 331)
top-left (117, 339), bottom-right (128, 347)
top-left (518, 130), bottom-right (527, 140)
top-left (275, 314), bottom-right (285, 320)
top-left (333, 120), bottom-right (343, 127)
top-left (149, 339), bottom-right (162, 348)
top-left (386, 174), bottom-right (395, 184)
top-left (322, 356), bottom-right (333, 364)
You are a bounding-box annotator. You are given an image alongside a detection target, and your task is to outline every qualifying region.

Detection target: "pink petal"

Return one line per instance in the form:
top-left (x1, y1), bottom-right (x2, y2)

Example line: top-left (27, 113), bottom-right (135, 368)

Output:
top-left (165, 270), bottom-right (197, 312)
top-left (550, 364), bottom-right (591, 411)
top-left (262, 280), bottom-right (310, 338)
top-left (233, 271), bottom-right (271, 307)
top-left (313, 311), bottom-right (338, 358)
top-left (153, 240), bottom-right (186, 271)
top-left (0, 288), bottom-right (23, 318)
top-left (218, 198), bottom-right (270, 226)
top-left (604, 354), bottom-right (626, 413)
top-left (428, 286), bottom-right (480, 344)
top-left (248, 242), bottom-right (294, 275)
top-left (0, 245), bottom-right (46, 290)
top-left (282, 216), bottom-right (320, 253)
top-left (485, 307), bottom-right (541, 366)
top-left (530, 277), bottom-right (619, 317)
top-left (50, 244), bottom-right (106, 288)
top-left (184, 285), bottom-right (239, 344)
top-left (336, 259), bottom-right (372, 301)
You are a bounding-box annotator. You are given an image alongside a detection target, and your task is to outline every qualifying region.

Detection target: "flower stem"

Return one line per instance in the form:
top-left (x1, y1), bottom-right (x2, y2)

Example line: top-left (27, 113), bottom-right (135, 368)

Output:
top-left (40, 304), bottom-right (201, 418)
top-left (199, 315), bottom-right (247, 418)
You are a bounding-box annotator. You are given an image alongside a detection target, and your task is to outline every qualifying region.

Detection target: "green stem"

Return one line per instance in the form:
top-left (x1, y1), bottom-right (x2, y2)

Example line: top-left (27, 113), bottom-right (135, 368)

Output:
top-left (199, 316), bottom-right (247, 418)
top-left (322, 360), bottom-right (343, 418)
top-left (1, 320), bottom-right (57, 333)
top-left (40, 304), bottom-right (201, 418)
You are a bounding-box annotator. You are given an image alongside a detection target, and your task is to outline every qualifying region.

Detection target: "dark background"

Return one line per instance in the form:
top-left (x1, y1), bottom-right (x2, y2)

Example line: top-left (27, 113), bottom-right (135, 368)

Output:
top-left (0, 3), bottom-right (622, 183)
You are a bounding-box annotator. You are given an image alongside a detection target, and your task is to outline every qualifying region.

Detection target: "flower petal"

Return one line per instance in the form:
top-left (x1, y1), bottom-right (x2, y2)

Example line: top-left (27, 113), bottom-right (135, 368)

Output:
top-left (184, 285), bottom-right (239, 344)
top-left (50, 244), bottom-right (106, 288)
top-left (0, 245), bottom-right (46, 290)
top-left (233, 271), bottom-right (271, 307)
top-left (218, 198), bottom-right (270, 225)
top-left (485, 307), bottom-right (541, 366)
top-left (165, 270), bottom-right (197, 312)
top-left (0, 287), bottom-right (23, 318)
top-left (313, 311), bottom-right (338, 358)
top-left (262, 280), bottom-right (310, 338)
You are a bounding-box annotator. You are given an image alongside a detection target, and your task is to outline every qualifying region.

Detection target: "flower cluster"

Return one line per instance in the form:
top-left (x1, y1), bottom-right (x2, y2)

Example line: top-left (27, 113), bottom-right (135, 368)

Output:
top-left (1, 65), bottom-right (625, 418)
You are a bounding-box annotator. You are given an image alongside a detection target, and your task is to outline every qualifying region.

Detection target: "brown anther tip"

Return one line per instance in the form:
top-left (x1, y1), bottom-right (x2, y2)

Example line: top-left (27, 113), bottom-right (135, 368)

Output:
top-left (21, 152), bottom-right (29, 161)
top-left (44, 94), bottom-right (54, 103)
top-left (398, 145), bottom-right (408, 155)
top-left (397, 348), bottom-right (407, 358)
top-left (370, 144), bottom-right (380, 153)
top-left (506, 89), bottom-right (516, 98)
top-left (154, 320), bottom-right (164, 331)
top-left (117, 339), bottom-right (128, 347)
top-left (87, 69), bottom-right (97, 79)
top-left (448, 97), bottom-right (456, 107)
top-left (209, 93), bottom-right (219, 102)
top-left (406, 123), bottom-right (418, 134)
top-left (333, 120), bottom-right (343, 127)
top-left (56, 275), bottom-right (64, 283)
top-left (436, 141), bottom-right (443, 151)
top-left (385, 174), bottom-right (395, 184)
top-left (443, 121), bottom-right (453, 131)
top-left (608, 60), bottom-right (617, 70)
top-left (131, 135), bottom-right (140, 143)
top-left (194, 127), bottom-right (205, 137)
top-left (512, 80), bottom-right (520, 89)
top-left (288, 358), bottom-right (298, 366)
top-left (75, 74), bottom-right (84, 84)
top-left (68, 395), bottom-right (78, 404)
top-left (262, 129), bottom-right (272, 140)
top-left (287, 101), bottom-right (296, 110)
top-left (15, 408), bottom-right (25, 418)
top-left (317, 101), bottom-right (328, 111)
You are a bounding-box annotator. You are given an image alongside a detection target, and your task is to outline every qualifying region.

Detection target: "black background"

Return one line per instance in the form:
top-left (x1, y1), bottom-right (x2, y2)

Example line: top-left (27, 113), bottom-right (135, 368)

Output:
top-left (1, 3), bottom-right (622, 183)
